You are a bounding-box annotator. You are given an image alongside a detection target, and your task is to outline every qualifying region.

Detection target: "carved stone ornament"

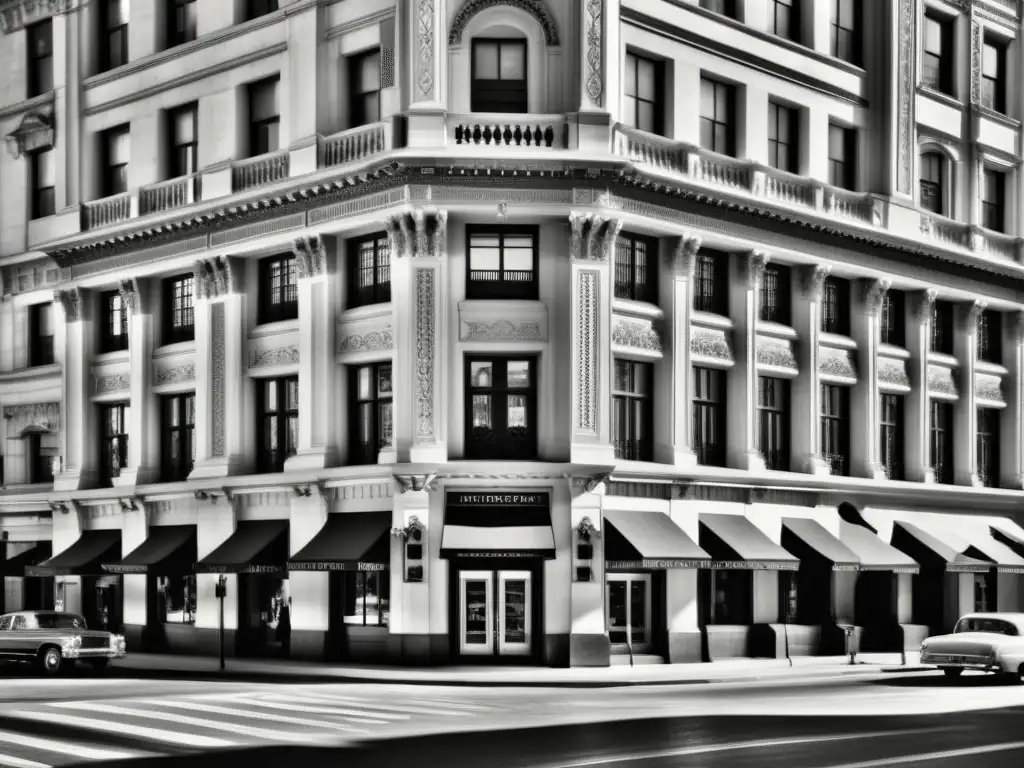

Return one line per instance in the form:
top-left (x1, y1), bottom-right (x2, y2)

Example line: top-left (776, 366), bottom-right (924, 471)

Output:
top-left (462, 320), bottom-right (542, 342)
top-left (193, 257), bottom-right (236, 300)
top-left (878, 358), bottom-right (911, 388)
top-left (2, 402), bottom-right (59, 435)
top-left (584, 0), bottom-right (604, 107)
top-left (801, 264), bottom-right (832, 301)
top-left (394, 472), bottom-right (439, 494)
top-left (895, 0), bottom-right (915, 195)
top-left (612, 317), bottom-right (662, 353)
top-left (55, 287), bottom-right (81, 322)
top-left (0, 0), bottom-right (70, 34)
top-left (569, 212), bottom-right (621, 261)
top-left (118, 278), bottom-right (142, 315)
top-left (339, 328), bottom-right (394, 353)
top-left (667, 234), bottom-right (701, 278)
top-left (249, 346), bottom-right (300, 369)
top-left (388, 210), bottom-right (447, 258)
top-left (745, 250), bottom-right (770, 289)
top-left (448, 0), bottom-right (560, 45)
top-left (414, 268), bottom-right (436, 442)
top-left (154, 363), bottom-right (196, 386)
top-left (576, 270), bottom-right (599, 433)
top-left (971, 19), bottom-right (983, 106)
top-left (94, 373), bottom-right (130, 394)
top-left (861, 278), bottom-right (891, 317)
top-left (210, 304), bottom-right (226, 457)
top-left (417, 0), bottom-right (436, 100)
top-left (292, 235), bottom-right (328, 278)
top-left (5, 110), bottom-right (55, 159)
top-left (913, 288), bottom-right (938, 325)
top-left (960, 299), bottom-right (988, 334)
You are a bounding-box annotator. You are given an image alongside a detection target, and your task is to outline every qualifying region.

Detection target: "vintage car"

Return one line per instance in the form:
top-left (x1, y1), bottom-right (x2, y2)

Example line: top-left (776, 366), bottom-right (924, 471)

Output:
top-left (0, 611), bottom-right (126, 675)
top-left (920, 612), bottom-right (1024, 681)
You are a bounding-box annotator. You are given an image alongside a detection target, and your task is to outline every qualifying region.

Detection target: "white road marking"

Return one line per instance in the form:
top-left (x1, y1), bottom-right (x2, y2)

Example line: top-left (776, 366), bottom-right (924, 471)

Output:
top-left (269, 693), bottom-right (456, 717)
top-left (132, 698), bottom-right (372, 732)
top-left (11, 711), bottom-right (234, 749)
top-left (238, 696), bottom-right (408, 722)
top-left (816, 740), bottom-right (1024, 768)
top-left (299, 691), bottom-right (491, 713)
top-left (0, 752), bottom-right (49, 768)
top-left (0, 727), bottom-right (142, 761)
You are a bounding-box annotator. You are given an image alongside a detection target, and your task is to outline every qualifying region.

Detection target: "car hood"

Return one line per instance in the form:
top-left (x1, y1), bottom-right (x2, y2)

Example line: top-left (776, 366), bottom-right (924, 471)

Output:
top-left (923, 632), bottom-right (1001, 655)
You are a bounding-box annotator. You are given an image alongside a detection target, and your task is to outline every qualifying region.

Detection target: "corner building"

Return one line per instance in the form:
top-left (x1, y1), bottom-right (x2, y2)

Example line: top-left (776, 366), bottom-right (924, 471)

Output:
top-left (2, 0), bottom-right (1024, 667)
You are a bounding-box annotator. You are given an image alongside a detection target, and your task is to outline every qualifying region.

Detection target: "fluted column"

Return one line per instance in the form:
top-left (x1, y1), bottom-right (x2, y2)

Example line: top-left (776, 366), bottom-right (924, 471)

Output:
top-left (53, 288), bottom-right (95, 492)
top-left (1001, 312), bottom-right (1024, 489)
top-left (404, 0), bottom-right (446, 146)
top-left (655, 234), bottom-right (700, 468)
top-left (793, 265), bottom-right (831, 475)
top-left (850, 279), bottom-right (891, 480)
top-left (906, 289), bottom-right (937, 482)
top-left (115, 278), bottom-right (157, 487)
top-left (954, 300), bottom-right (985, 486)
top-left (727, 250), bottom-right (768, 471)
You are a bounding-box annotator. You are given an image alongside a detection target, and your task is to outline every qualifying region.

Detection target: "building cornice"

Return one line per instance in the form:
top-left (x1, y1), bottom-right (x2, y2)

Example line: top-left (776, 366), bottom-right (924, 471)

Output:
top-left (0, 90), bottom-right (53, 121)
top-left (0, 0), bottom-right (70, 35)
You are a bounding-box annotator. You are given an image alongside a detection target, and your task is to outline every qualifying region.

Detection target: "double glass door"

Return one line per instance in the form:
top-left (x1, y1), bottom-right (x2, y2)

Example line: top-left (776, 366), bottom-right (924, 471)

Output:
top-left (606, 574), bottom-right (651, 653)
top-left (459, 570), bottom-right (532, 657)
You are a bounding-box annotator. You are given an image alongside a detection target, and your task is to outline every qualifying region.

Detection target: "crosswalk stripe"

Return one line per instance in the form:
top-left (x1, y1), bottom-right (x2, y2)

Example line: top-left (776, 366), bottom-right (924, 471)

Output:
top-left (263, 695), bottom-right (419, 719)
top-left (12, 711), bottom-right (234, 749)
top-left (301, 692), bottom-right (491, 713)
top-left (0, 752), bottom-right (49, 768)
top-left (0, 726), bottom-right (142, 762)
top-left (238, 696), bottom-right (408, 722)
top-left (133, 699), bottom-right (373, 732)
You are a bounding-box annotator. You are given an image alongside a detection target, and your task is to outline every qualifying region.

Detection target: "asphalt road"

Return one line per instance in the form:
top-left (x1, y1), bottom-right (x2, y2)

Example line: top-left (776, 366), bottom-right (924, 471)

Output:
top-left (0, 668), bottom-right (1020, 767)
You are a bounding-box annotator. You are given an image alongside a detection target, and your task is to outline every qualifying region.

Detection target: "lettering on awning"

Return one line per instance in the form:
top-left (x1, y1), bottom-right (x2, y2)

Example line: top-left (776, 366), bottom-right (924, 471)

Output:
top-left (606, 559), bottom-right (710, 570)
top-left (287, 561), bottom-right (388, 572)
top-left (446, 492), bottom-right (550, 507)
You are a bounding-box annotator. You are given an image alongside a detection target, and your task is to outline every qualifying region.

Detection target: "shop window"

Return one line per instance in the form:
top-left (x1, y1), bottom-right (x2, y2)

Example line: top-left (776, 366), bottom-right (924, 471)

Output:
top-left (759, 264), bottom-right (791, 325)
top-left (465, 356), bottom-right (537, 460)
top-left (613, 233), bottom-right (657, 303)
top-left (922, 13), bottom-right (953, 95)
top-left (828, 123), bottom-right (856, 191)
top-left (623, 52), bottom-right (663, 135)
top-left (164, 274), bottom-right (195, 344)
top-left (100, 290), bottom-right (129, 353)
top-left (606, 574), bottom-right (651, 652)
top-left (930, 400), bottom-right (953, 485)
top-left (703, 569), bottom-right (752, 625)
top-left (471, 38), bottom-right (527, 113)
top-left (350, 363), bottom-right (393, 465)
top-left (466, 226), bottom-right (538, 300)
top-left (768, 101), bottom-right (799, 174)
top-left (977, 407), bottom-right (1000, 489)
top-left (779, 571), bottom-right (798, 623)
top-left (693, 366), bottom-right (726, 467)
top-left (101, 0), bottom-right (129, 72)
top-left (694, 249), bottom-right (729, 315)
top-left (348, 233), bottom-right (391, 308)
top-left (699, 77), bottom-right (735, 157)
top-left (880, 393), bottom-right (904, 480)
top-left (343, 571), bottom-right (390, 627)
top-left (29, 302), bottom-right (54, 366)
top-left (974, 571), bottom-right (996, 613)
top-left (159, 575), bottom-right (196, 624)
top-left (821, 277), bottom-right (850, 336)
top-left (100, 403), bottom-right (129, 486)
top-left (349, 48), bottom-right (382, 127)
top-left (257, 377), bottom-right (298, 473)
top-left (977, 309), bottom-right (1001, 364)
top-left (612, 360), bottom-right (653, 462)
top-left (161, 393), bottom-right (195, 482)
top-left (880, 289), bottom-right (905, 347)
top-left (248, 77), bottom-right (280, 157)
top-left (258, 254), bottom-right (298, 324)
top-left (930, 300), bottom-right (953, 355)
top-left (757, 377), bottom-right (789, 471)
top-left (821, 384), bottom-right (849, 477)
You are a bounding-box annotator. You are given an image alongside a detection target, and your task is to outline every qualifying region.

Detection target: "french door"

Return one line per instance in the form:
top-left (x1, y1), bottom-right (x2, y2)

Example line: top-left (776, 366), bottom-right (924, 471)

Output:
top-left (606, 574), bottom-right (652, 653)
top-left (458, 570), bottom-right (532, 657)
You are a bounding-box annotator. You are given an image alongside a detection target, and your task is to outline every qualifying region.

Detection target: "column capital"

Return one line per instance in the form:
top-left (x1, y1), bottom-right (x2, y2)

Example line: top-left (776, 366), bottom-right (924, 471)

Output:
top-left (387, 210), bottom-right (447, 258)
top-left (666, 233), bottom-right (702, 278)
top-left (744, 250), bottom-right (771, 289)
top-left (393, 472), bottom-right (439, 494)
top-left (958, 298), bottom-right (988, 332)
top-left (194, 257), bottom-right (239, 300)
top-left (118, 277), bottom-right (144, 315)
top-left (55, 287), bottom-right (83, 321)
top-left (569, 212), bottom-right (621, 261)
top-left (859, 278), bottom-right (891, 317)
top-left (800, 264), bottom-right (831, 301)
top-left (913, 288), bottom-right (938, 324)
top-left (292, 235), bottom-right (329, 278)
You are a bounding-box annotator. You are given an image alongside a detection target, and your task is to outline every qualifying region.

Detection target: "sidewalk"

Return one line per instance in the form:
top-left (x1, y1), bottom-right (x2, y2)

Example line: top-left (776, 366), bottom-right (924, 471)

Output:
top-left (111, 651), bottom-right (931, 688)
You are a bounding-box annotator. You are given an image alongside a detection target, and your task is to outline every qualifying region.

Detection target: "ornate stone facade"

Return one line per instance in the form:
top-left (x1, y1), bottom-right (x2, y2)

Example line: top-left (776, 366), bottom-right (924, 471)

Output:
top-left (0, 0), bottom-right (70, 34)
top-left (575, 270), bottom-right (599, 433)
top-left (292, 235), bottom-right (329, 278)
top-left (896, 0), bottom-right (916, 195)
top-left (94, 374), bottom-right (130, 394)
top-left (249, 346), bottom-right (300, 368)
top-left (417, 0), bottom-right (436, 100)
top-left (584, 0), bottom-right (604, 107)
top-left (2, 402), bottom-right (60, 435)
top-left (611, 317), bottom-right (662, 353)
top-left (690, 327), bottom-right (732, 361)
top-left (448, 0), bottom-right (560, 45)
top-left (569, 212), bottom-right (621, 261)
top-left (461, 321), bottom-right (542, 342)
top-left (210, 303), bottom-right (226, 457)
top-left (154, 363), bottom-right (196, 386)
top-left (414, 269), bottom-right (436, 442)
top-left (194, 257), bottom-right (237, 301)
top-left (339, 329), bottom-right (394, 353)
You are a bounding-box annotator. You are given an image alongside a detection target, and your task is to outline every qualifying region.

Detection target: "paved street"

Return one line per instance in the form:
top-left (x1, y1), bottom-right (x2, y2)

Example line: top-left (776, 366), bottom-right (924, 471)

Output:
top-left (0, 668), bottom-right (1019, 766)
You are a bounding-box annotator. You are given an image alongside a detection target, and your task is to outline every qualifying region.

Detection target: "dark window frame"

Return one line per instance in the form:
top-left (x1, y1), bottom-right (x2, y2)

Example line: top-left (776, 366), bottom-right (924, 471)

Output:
top-left (349, 363), bottom-right (393, 466)
top-left (160, 393), bottom-right (195, 482)
top-left (978, 309), bottom-right (1001, 364)
top-left (830, 0), bottom-right (860, 66)
top-left (258, 254), bottom-right (299, 324)
top-left (693, 366), bottom-right (726, 467)
top-left (349, 48), bottom-right (382, 128)
top-left (757, 376), bottom-right (789, 471)
top-left (922, 13), bottom-right (954, 95)
top-left (99, 402), bottom-right (129, 486)
top-left (248, 77), bottom-right (281, 158)
top-left (465, 356), bottom-right (538, 461)
top-left (694, 249), bottom-right (729, 315)
top-left (919, 152), bottom-right (945, 215)
top-left (977, 407), bottom-right (999, 489)
top-left (168, 103), bottom-right (198, 179)
top-left (29, 302), bottom-right (55, 367)
top-left (465, 225), bottom-right (539, 300)
top-left (348, 234), bottom-right (392, 308)
top-left (102, 125), bottom-right (130, 198)
top-left (768, 101), bottom-right (799, 174)
top-left (30, 149), bottom-right (56, 220)
top-left (101, 0), bottom-right (129, 72)
top-left (27, 19), bottom-right (53, 98)
top-left (164, 274), bottom-right (195, 345)
top-left (759, 264), bottom-right (792, 325)
top-left (981, 37), bottom-right (1007, 114)
top-left (613, 233), bottom-right (657, 303)
top-left (623, 51), bottom-right (664, 135)
top-left (821, 277), bottom-right (850, 336)
top-left (700, 0), bottom-right (737, 17)
top-left (982, 168), bottom-right (1006, 233)
top-left (702, 569), bottom-right (753, 625)
top-left (26, 432), bottom-right (55, 485)
top-left (821, 384), bottom-right (850, 477)
top-left (828, 123), bottom-right (856, 191)
top-left (931, 300), bottom-right (954, 355)
top-left (880, 289), bottom-right (906, 347)
top-left (769, 0), bottom-right (799, 41)
top-left (930, 399), bottom-right (954, 485)
top-left (256, 376), bottom-right (299, 474)
top-left (167, 0), bottom-right (198, 48)
top-left (342, 571), bottom-right (390, 627)
top-left (700, 77), bottom-right (736, 157)
top-left (100, 290), bottom-right (129, 353)
top-left (247, 0), bottom-right (279, 21)
top-left (612, 359), bottom-right (654, 462)
top-left (470, 37), bottom-right (528, 114)
top-left (880, 393), bottom-right (904, 480)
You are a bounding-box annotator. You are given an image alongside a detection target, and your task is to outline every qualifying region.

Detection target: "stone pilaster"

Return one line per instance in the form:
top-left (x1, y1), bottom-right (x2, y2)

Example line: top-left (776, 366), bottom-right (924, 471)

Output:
top-left (195, 494), bottom-right (239, 638)
top-left (404, 0), bottom-right (445, 146)
top-left (954, 300), bottom-right (985, 486)
top-left (727, 250), bottom-right (769, 471)
top-left (121, 502), bottom-right (150, 631)
top-left (288, 485), bottom-right (330, 659)
top-left (390, 474), bottom-right (440, 662)
top-left (53, 288), bottom-right (95, 492)
top-left (284, 0), bottom-right (324, 175)
top-left (1001, 312), bottom-right (1024, 489)
top-left (850, 278), bottom-right (891, 480)
top-left (287, 235), bottom-right (336, 471)
top-left (569, 212), bottom-right (620, 465)
top-left (577, 0), bottom-right (621, 149)
top-left (114, 278), bottom-right (156, 487)
top-left (906, 289), bottom-right (937, 482)
top-left (793, 265), bottom-right (831, 475)
top-left (570, 476), bottom-right (608, 667)
top-left (890, 0), bottom-right (916, 198)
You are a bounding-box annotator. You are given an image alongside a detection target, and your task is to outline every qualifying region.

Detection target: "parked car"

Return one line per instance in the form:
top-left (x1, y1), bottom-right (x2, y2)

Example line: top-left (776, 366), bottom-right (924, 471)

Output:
top-left (920, 612), bottom-right (1024, 681)
top-left (0, 611), bottom-right (126, 675)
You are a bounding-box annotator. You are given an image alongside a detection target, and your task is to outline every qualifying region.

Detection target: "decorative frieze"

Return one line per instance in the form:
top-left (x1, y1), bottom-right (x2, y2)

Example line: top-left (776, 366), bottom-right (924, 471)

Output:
top-left (970, 19), bottom-right (983, 105)
top-left (576, 270), bottom-right (599, 433)
top-left (55, 287), bottom-right (82, 322)
top-left (448, 0), bottom-right (560, 45)
top-left (154, 363), bottom-right (196, 386)
top-left (756, 337), bottom-right (797, 370)
top-left (612, 316), bottom-right (662, 354)
top-left (2, 402), bottom-right (59, 435)
top-left (895, 0), bottom-right (915, 195)
top-left (878, 357), bottom-right (911, 389)
top-left (385, 210), bottom-right (447, 259)
top-left (416, 0), bottom-right (435, 100)
top-left (461, 321), bottom-right (542, 342)
top-left (975, 372), bottom-right (1005, 405)
top-left (414, 269), bottom-right (436, 442)
top-left (292, 235), bottom-right (328, 278)
top-left (94, 374), bottom-right (130, 394)
top-left (339, 328), bottom-right (394, 353)
top-left (927, 364), bottom-right (958, 398)
top-left (0, 0), bottom-right (70, 34)
top-left (193, 256), bottom-right (237, 300)
top-left (690, 327), bottom-right (733, 361)
top-left (818, 346), bottom-right (857, 381)
top-left (569, 212), bottom-right (622, 261)
top-left (584, 0), bottom-right (604, 107)
top-left (249, 346), bottom-right (300, 369)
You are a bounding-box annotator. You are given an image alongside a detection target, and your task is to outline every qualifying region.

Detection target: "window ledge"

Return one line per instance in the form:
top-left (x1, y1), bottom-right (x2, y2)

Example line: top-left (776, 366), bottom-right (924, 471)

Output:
top-left (0, 364), bottom-right (61, 383)
top-left (971, 103), bottom-right (1021, 129)
top-left (756, 321), bottom-right (797, 340)
top-left (341, 302), bottom-right (394, 322)
top-left (691, 310), bottom-right (733, 330)
top-left (929, 351), bottom-right (959, 368)
top-left (976, 359), bottom-right (1009, 376)
top-left (878, 343), bottom-right (911, 360)
top-left (251, 317), bottom-right (300, 338)
top-left (612, 298), bottom-right (664, 320)
top-left (94, 350), bottom-right (129, 365)
top-left (154, 340), bottom-right (197, 358)
top-left (819, 332), bottom-right (857, 350)
top-left (916, 85), bottom-right (964, 110)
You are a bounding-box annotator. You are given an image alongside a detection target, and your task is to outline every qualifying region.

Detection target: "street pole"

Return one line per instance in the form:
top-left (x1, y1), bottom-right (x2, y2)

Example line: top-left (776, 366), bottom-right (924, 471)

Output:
top-left (216, 575), bottom-right (227, 671)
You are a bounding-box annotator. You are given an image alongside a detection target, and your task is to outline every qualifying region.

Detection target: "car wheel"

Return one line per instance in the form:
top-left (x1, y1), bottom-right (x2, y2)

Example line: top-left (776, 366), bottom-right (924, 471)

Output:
top-left (38, 646), bottom-right (62, 676)
top-left (87, 658), bottom-right (110, 672)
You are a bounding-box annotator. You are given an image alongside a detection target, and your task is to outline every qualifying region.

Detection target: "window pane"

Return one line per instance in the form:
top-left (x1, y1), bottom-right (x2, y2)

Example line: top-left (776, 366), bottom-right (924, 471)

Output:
top-left (636, 58), bottom-right (656, 101)
top-left (36, 149), bottom-right (55, 187)
top-left (173, 107), bottom-right (195, 144)
top-left (358, 52), bottom-right (381, 93)
top-left (624, 55), bottom-right (637, 97)
top-left (472, 394), bottom-right (492, 427)
top-left (469, 245), bottom-right (501, 271)
top-left (357, 366), bottom-right (372, 400)
top-left (983, 43), bottom-right (998, 77)
top-left (499, 43), bottom-right (526, 80)
top-left (507, 395), bottom-right (527, 428)
top-left (377, 365), bottom-right (392, 396)
top-left (108, 130), bottom-right (130, 165)
top-left (250, 80), bottom-right (279, 122)
top-left (507, 361), bottom-right (530, 388)
top-left (474, 43), bottom-right (499, 79)
top-left (108, 0), bottom-right (129, 26)
top-left (637, 101), bottom-right (656, 134)
top-left (286, 378), bottom-right (299, 410)
top-left (470, 362), bottom-right (493, 388)
top-left (503, 244), bottom-right (533, 271)
top-left (378, 401), bottom-right (394, 446)
top-left (264, 380), bottom-right (278, 411)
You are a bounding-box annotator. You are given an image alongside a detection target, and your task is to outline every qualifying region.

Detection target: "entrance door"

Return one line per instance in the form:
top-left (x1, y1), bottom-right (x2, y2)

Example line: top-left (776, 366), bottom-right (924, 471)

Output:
top-left (606, 574), bottom-right (652, 653)
top-left (459, 570), bottom-right (533, 657)
top-left (498, 571), bottom-right (531, 656)
top-left (459, 571), bottom-right (494, 655)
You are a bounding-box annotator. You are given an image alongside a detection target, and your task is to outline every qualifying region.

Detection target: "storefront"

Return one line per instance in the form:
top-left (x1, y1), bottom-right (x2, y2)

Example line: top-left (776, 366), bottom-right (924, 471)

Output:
top-left (2, 541), bottom-right (53, 614)
top-left (287, 511), bottom-right (391, 661)
top-left (194, 520), bottom-right (290, 658)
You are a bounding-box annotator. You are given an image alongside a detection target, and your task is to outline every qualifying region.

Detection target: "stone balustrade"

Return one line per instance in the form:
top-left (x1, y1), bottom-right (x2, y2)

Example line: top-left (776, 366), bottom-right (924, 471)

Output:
top-left (139, 175), bottom-right (198, 216)
top-left (319, 121), bottom-right (393, 168)
top-left (448, 113), bottom-right (569, 149)
top-left (82, 191), bottom-right (135, 231)
top-left (231, 150), bottom-right (291, 193)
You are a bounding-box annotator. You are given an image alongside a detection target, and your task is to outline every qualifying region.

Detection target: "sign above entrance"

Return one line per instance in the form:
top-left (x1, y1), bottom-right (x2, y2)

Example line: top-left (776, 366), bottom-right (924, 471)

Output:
top-left (442, 490), bottom-right (555, 560)
top-left (446, 492), bottom-right (550, 508)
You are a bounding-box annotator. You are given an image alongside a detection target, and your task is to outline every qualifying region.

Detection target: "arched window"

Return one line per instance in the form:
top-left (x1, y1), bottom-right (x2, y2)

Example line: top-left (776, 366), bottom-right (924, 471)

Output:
top-left (471, 37), bottom-right (527, 113)
top-left (919, 151), bottom-right (946, 215)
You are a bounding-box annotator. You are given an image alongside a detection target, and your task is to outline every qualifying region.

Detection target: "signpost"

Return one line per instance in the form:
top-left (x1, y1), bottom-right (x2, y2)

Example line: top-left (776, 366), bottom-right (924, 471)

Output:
top-left (215, 575), bottom-right (227, 671)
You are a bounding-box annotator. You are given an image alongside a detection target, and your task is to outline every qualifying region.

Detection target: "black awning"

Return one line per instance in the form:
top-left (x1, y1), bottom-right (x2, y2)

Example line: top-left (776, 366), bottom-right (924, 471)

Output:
top-left (839, 521), bottom-right (920, 574)
top-left (892, 521), bottom-right (992, 574)
top-left (440, 492), bottom-right (555, 559)
top-left (195, 520), bottom-right (289, 575)
top-left (698, 513), bottom-right (799, 571)
top-left (103, 526), bottom-right (197, 575)
top-left (288, 512), bottom-right (391, 571)
top-left (604, 509), bottom-right (710, 569)
top-left (26, 530), bottom-right (122, 577)
top-left (781, 518), bottom-right (861, 572)
top-left (0, 542), bottom-right (53, 576)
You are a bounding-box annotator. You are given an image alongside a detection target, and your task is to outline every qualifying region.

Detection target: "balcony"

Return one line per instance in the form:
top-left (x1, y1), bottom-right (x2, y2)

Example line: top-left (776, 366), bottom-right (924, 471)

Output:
top-left (613, 439), bottom-right (652, 462)
top-left (232, 149), bottom-right (290, 193)
top-left (82, 191), bottom-right (135, 230)
top-left (918, 215), bottom-right (1022, 263)
top-left (319, 122), bottom-right (393, 168)
top-left (448, 113), bottom-right (569, 149)
top-left (140, 175), bottom-right (199, 216)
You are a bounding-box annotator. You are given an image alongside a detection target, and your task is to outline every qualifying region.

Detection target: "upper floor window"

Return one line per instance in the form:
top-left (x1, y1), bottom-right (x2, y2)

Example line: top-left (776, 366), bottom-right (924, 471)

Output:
top-left (100, 403), bottom-right (129, 486)
top-left (27, 432), bottom-right (56, 485)
top-left (880, 289), bottom-right (905, 347)
top-left (982, 169), bottom-right (1006, 233)
top-left (101, 0), bottom-right (129, 72)
top-left (977, 407), bottom-right (999, 489)
top-left (466, 357), bottom-right (537, 460)
top-left (930, 400), bottom-right (954, 484)
top-left (349, 234), bottom-right (391, 308)
top-left (30, 149), bottom-right (55, 220)
top-left (614, 234), bottom-right (656, 304)
top-left (828, 124), bottom-right (856, 191)
top-left (694, 249), bottom-right (729, 315)
top-left (249, 77), bottom-right (280, 157)
top-left (759, 264), bottom-right (791, 325)
top-left (169, 104), bottom-right (198, 179)
top-left (612, 360), bottom-right (653, 462)
top-left (101, 290), bottom-right (129, 353)
top-left (821, 277), bottom-right (849, 336)
top-left (880, 393), bottom-right (904, 480)
top-left (821, 384), bottom-right (849, 476)
top-left (700, 77), bottom-right (735, 157)
top-left (757, 377), bottom-right (789, 471)
top-left (831, 0), bottom-right (860, 65)
top-left (471, 39), bottom-right (527, 113)
top-left (623, 52), bottom-right (663, 135)
top-left (349, 49), bottom-right (382, 127)
top-left (27, 20), bottom-right (53, 98)
top-left (161, 393), bottom-right (195, 482)
top-left (164, 274), bottom-right (195, 345)
top-left (257, 376), bottom-right (298, 474)
top-left (978, 309), bottom-right (1001, 364)
top-left (350, 363), bottom-right (393, 465)
top-left (259, 255), bottom-right (298, 324)
top-left (168, 0), bottom-right (197, 48)
top-left (247, 0), bottom-right (278, 20)
top-left (981, 38), bottom-right (1007, 114)
top-left (770, 0), bottom-right (799, 41)
top-left (700, 0), bottom-right (736, 17)
top-left (692, 366), bottom-right (726, 467)
top-left (466, 226), bottom-right (537, 300)
top-left (29, 303), bottom-right (54, 367)
top-left (931, 300), bottom-right (953, 355)
top-left (768, 102), bottom-right (799, 174)
top-left (103, 126), bottom-right (130, 198)
top-left (922, 13), bottom-right (953, 95)
top-left (919, 152), bottom-right (945, 215)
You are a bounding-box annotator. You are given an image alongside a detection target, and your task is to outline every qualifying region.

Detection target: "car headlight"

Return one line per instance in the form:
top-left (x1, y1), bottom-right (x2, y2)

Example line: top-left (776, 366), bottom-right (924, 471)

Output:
top-left (112, 634), bottom-right (126, 652)
top-left (61, 636), bottom-right (82, 651)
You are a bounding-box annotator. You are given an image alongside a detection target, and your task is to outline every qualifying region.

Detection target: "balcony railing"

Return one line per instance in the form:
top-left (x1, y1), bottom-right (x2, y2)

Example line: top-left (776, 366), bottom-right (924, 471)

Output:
top-left (466, 269), bottom-right (537, 300)
top-left (319, 122), bottom-right (393, 168)
top-left (613, 439), bottom-right (652, 462)
top-left (232, 150), bottom-right (290, 193)
top-left (694, 440), bottom-right (726, 467)
top-left (449, 113), bottom-right (569, 149)
top-left (823, 452), bottom-right (848, 477)
top-left (82, 191), bottom-right (134, 230)
top-left (140, 175), bottom-right (199, 215)
top-left (762, 448), bottom-right (789, 471)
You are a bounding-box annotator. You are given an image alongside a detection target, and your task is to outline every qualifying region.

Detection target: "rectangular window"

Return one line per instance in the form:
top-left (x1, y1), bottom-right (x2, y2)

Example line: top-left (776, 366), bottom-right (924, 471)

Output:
top-left (702, 570), bottom-right (752, 625)
top-left (922, 14), bottom-right (953, 95)
top-left (249, 77), bottom-right (280, 157)
top-left (101, 290), bottom-right (129, 353)
top-left (623, 52), bottom-right (663, 135)
top-left (101, 0), bottom-right (129, 72)
top-left (465, 357), bottom-right (537, 460)
top-left (770, 0), bottom-right (798, 41)
top-left (982, 169), bottom-right (1005, 233)
top-left (880, 289), bottom-right (905, 347)
top-left (169, 104), bottom-right (197, 179)
top-left (981, 38), bottom-right (1007, 114)
top-left (159, 575), bottom-right (196, 624)
top-left (974, 571), bottom-right (996, 613)
top-left (700, 0), bottom-right (736, 17)
top-left (759, 264), bottom-right (791, 325)
top-left (167, 0), bottom-right (197, 48)
top-left (768, 102), bottom-right (799, 173)
top-left (694, 249), bottom-right (729, 315)
top-left (613, 234), bottom-right (657, 303)
top-left (31, 149), bottom-right (55, 220)
top-left (700, 77), bottom-right (735, 157)
top-left (828, 124), bottom-right (856, 191)
top-left (27, 20), bottom-right (53, 98)
top-left (821, 277), bottom-right (850, 336)
top-left (29, 302), bottom-right (54, 367)
top-left (821, 384), bottom-right (849, 476)
top-left (612, 360), bottom-right (653, 462)
top-left (343, 572), bottom-right (390, 627)
top-left (259, 254), bottom-right (299, 324)
top-left (930, 300), bottom-right (953, 355)
top-left (349, 234), bottom-right (391, 308)
top-left (350, 363), bottom-right (393, 465)
top-left (831, 0), bottom-right (860, 65)
top-left (880, 393), bottom-right (904, 480)
top-left (27, 432), bottom-right (57, 485)
top-left (164, 274), bottom-right (195, 345)
top-left (930, 400), bottom-right (953, 485)
top-left (757, 377), bottom-right (789, 471)
top-left (103, 126), bottom-right (130, 197)
top-left (779, 570), bottom-right (799, 623)
top-left (100, 403), bottom-right (129, 486)
top-left (977, 407), bottom-right (999, 489)
top-left (466, 226), bottom-right (538, 300)
top-left (919, 153), bottom-right (945, 215)
top-left (349, 49), bottom-right (382, 127)
top-left (471, 39), bottom-right (527, 113)
top-left (692, 366), bottom-right (726, 467)
top-left (161, 393), bottom-right (195, 482)
top-left (247, 0), bottom-right (278, 20)
top-left (257, 376), bottom-right (299, 474)
top-left (978, 309), bottom-right (1001, 364)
